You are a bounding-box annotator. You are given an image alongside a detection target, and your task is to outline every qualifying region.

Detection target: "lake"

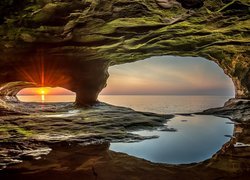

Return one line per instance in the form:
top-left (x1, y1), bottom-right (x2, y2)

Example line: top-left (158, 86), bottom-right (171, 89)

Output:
top-left (100, 95), bottom-right (234, 164)
top-left (99, 95), bottom-right (232, 114)
top-left (18, 95), bottom-right (232, 114)
top-left (110, 115), bottom-right (234, 164)
top-left (17, 95), bottom-right (234, 164)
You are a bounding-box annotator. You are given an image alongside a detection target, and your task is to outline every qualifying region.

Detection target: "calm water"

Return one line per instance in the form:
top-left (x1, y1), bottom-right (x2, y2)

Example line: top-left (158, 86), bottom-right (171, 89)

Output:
top-left (17, 95), bottom-right (232, 113)
top-left (99, 95), bottom-right (234, 164)
top-left (110, 115), bottom-right (234, 164)
top-left (17, 95), bottom-right (76, 103)
top-left (99, 95), bottom-right (232, 114)
top-left (17, 95), bottom-right (234, 164)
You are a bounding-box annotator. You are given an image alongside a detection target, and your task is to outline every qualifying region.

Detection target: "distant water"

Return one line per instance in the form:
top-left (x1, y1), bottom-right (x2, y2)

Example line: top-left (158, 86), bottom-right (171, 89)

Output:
top-left (17, 95), bottom-right (232, 113)
top-left (16, 94), bottom-right (234, 164)
top-left (17, 95), bottom-right (76, 103)
top-left (99, 95), bottom-right (232, 114)
top-left (98, 95), bottom-right (234, 164)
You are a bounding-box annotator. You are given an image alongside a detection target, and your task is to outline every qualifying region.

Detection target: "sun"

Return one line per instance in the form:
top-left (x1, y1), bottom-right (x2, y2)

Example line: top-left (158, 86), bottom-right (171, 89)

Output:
top-left (37, 87), bottom-right (49, 95)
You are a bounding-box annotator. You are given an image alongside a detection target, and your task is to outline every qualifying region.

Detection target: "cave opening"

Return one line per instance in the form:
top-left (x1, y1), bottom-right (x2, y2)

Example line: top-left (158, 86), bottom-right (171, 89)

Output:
top-left (98, 55), bottom-right (236, 164)
top-left (17, 87), bottom-right (76, 103)
top-left (99, 56), bottom-right (235, 114)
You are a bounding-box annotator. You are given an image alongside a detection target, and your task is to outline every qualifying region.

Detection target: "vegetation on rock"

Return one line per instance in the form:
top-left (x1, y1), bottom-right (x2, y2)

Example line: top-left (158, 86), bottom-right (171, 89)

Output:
top-left (0, 0), bottom-right (249, 103)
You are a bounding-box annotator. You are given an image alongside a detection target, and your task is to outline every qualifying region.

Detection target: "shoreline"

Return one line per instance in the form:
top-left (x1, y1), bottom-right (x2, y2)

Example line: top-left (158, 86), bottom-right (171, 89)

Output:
top-left (0, 99), bottom-right (249, 179)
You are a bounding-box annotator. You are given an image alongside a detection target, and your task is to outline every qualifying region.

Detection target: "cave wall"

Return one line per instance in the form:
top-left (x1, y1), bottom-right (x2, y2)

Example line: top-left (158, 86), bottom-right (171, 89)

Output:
top-left (0, 50), bottom-right (109, 104)
top-left (0, 0), bottom-right (249, 104)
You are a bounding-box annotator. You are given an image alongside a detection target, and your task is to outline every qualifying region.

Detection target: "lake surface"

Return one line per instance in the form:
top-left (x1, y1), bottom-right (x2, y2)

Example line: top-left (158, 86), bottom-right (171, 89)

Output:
top-left (110, 115), bottom-right (234, 164)
top-left (99, 95), bottom-right (232, 114)
top-left (18, 95), bottom-right (232, 114)
top-left (100, 95), bottom-right (234, 164)
top-left (17, 95), bottom-right (234, 164)
top-left (18, 95), bottom-right (76, 103)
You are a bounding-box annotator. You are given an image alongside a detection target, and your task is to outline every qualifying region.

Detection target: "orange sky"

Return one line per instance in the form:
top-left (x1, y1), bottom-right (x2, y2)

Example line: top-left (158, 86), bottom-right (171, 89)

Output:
top-left (18, 87), bottom-right (75, 95)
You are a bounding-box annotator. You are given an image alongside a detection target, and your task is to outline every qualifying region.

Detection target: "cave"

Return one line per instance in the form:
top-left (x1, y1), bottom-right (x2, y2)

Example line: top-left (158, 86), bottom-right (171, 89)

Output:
top-left (99, 55), bottom-right (235, 113)
top-left (0, 0), bottom-right (249, 179)
top-left (0, 49), bottom-right (248, 105)
top-left (0, 0), bottom-right (249, 105)
top-left (0, 51), bottom-right (109, 105)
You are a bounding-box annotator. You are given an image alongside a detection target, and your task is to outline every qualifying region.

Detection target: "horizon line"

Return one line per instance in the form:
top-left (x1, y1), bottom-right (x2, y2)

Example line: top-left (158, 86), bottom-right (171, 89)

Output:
top-left (17, 94), bottom-right (234, 96)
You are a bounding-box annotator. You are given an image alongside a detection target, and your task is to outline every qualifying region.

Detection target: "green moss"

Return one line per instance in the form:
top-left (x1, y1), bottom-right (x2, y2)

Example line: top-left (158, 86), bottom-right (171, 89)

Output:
top-left (6, 27), bottom-right (22, 40)
top-left (234, 62), bottom-right (248, 79)
top-left (32, 11), bottom-right (51, 23)
top-left (204, 0), bottom-right (224, 12)
top-left (0, 125), bottom-right (33, 137)
top-left (15, 127), bottom-right (33, 137)
top-left (0, 0), bottom-right (249, 98)
top-left (217, 0), bottom-right (237, 12)
top-left (96, 17), bottom-right (164, 34)
top-left (32, 2), bottom-right (68, 23)
top-left (24, 4), bottom-right (41, 11)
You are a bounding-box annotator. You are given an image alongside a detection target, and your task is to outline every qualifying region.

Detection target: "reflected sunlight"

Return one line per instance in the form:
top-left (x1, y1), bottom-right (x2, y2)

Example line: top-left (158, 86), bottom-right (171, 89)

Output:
top-left (41, 94), bottom-right (45, 102)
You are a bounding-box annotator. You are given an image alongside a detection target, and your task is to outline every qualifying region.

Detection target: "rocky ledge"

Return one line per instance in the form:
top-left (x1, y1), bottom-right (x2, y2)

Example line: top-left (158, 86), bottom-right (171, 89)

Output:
top-left (203, 98), bottom-right (250, 121)
top-left (0, 98), bottom-right (249, 179)
top-left (0, 98), bottom-right (174, 170)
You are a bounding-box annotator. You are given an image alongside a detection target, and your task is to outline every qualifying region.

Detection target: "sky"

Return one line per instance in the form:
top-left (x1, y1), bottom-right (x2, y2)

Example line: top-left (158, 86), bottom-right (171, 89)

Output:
top-left (100, 56), bottom-right (235, 96)
top-left (18, 87), bottom-right (75, 95)
top-left (18, 56), bottom-right (235, 96)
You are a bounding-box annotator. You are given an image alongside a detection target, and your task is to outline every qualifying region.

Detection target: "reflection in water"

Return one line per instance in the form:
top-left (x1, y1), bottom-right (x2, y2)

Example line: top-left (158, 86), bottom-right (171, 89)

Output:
top-left (17, 95), bottom-right (231, 111)
top-left (41, 94), bottom-right (45, 102)
top-left (110, 115), bottom-right (234, 164)
top-left (12, 95), bottom-right (234, 165)
top-left (0, 99), bottom-right (172, 169)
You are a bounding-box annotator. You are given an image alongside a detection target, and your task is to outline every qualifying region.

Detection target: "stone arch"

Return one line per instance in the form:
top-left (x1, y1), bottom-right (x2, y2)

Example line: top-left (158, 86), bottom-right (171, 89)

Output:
top-left (0, 50), bottom-right (110, 105)
top-left (0, 0), bottom-right (249, 105)
top-left (0, 50), bottom-right (248, 105)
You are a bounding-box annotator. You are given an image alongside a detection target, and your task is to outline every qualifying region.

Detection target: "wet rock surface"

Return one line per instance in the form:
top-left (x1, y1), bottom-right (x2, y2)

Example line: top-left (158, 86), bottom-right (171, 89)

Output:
top-left (199, 99), bottom-right (250, 175)
top-left (202, 98), bottom-right (250, 121)
top-left (0, 131), bottom-right (249, 180)
top-left (0, 98), bottom-right (249, 179)
top-left (0, 98), bottom-right (173, 169)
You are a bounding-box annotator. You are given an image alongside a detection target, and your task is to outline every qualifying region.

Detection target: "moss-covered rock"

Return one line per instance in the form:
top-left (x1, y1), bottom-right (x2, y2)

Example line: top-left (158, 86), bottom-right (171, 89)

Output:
top-left (0, 0), bottom-right (249, 103)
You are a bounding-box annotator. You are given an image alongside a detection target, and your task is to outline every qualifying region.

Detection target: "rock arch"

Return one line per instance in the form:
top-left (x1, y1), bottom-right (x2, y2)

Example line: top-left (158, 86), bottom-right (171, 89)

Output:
top-left (0, 50), bottom-right (109, 105)
top-left (0, 0), bottom-right (249, 105)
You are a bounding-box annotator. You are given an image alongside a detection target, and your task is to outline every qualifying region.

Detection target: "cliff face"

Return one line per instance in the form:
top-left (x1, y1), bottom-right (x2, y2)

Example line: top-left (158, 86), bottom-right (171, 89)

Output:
top-left (0, 0), bottom-right (249, 104)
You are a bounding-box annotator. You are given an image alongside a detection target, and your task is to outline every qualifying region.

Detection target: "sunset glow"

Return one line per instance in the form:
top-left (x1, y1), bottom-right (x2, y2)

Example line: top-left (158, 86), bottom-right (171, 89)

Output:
top-left (41, 95), bottom-right (45, 102)
top-left (37, 87), bottom-right (49, 95)
top-left (17, 87), bottom-right (76, 103)
top-left (18, 87), bottom-right (75, 95)
top-left (17, 51), bottom-right (71, 94)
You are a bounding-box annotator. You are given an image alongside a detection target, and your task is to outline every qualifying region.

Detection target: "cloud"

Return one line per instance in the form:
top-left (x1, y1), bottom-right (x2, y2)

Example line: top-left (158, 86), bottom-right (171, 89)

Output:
top-left (101, 56), bottom-right (235, 96)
